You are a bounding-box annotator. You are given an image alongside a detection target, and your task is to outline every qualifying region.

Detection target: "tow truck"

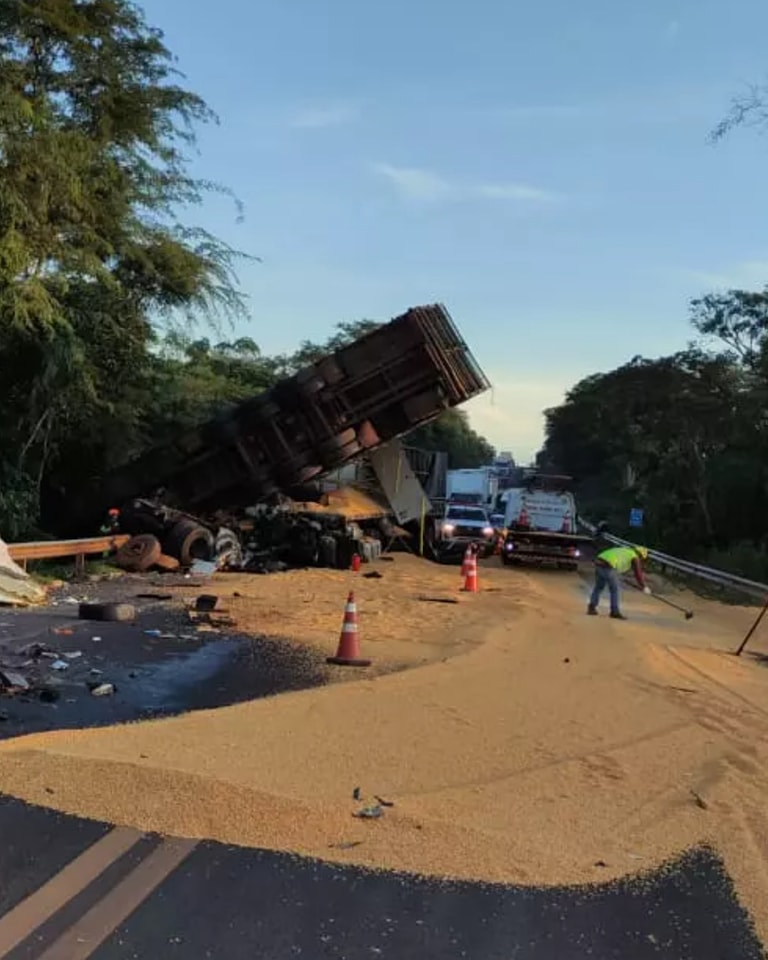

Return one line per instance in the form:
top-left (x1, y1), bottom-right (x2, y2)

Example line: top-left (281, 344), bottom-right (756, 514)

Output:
top-left (500, 473), bottom-right (593, 571)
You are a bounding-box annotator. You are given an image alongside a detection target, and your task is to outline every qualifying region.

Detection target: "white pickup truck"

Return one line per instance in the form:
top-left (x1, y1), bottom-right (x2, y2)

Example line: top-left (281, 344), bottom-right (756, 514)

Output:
top-left (434, 503), bottom-right (496, 561)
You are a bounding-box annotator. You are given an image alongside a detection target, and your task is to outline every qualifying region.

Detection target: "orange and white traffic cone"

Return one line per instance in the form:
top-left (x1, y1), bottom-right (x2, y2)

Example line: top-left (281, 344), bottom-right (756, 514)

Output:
top-left (462, 550), bottom-right (479, 593)
top-left (461, 544), bottom-right (473, 577)
top-left (327, 591), bottom-right (372, 667)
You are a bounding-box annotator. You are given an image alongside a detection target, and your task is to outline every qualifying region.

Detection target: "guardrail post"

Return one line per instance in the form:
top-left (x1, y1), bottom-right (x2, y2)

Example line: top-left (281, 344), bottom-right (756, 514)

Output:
top-left (74, 552), bottom-right (86, 579)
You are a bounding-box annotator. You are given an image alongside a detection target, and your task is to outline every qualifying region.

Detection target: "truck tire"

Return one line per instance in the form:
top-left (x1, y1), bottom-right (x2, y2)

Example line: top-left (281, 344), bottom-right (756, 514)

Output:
top-left (163, 519), bottom-right (215, 566)
top-left (115, 534), bottom-right (162, 573)
top-left (215, 528), bottom-right (243, 569)
top-left (79, 602), bottom-right (136, 622)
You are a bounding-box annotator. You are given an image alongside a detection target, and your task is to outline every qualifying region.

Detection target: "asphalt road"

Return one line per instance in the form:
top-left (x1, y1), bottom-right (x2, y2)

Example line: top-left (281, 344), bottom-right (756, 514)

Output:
top-left (0, 578), bottom-right (326, 739)
top-left (0, 795), bottom-right (763, 960)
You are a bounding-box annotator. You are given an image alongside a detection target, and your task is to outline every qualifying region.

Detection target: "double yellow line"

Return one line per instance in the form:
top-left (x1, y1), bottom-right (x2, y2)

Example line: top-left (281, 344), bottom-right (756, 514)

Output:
top-left (0, 828), bottom-right (196, 959)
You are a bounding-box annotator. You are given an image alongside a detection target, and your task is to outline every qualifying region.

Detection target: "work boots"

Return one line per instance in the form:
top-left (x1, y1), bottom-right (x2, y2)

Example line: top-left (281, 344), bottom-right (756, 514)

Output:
top-left (586, 606), bottom-right (628, 620)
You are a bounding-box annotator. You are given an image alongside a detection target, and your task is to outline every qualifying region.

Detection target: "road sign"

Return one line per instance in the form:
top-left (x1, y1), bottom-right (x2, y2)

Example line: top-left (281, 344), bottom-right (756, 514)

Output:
top-left (629, 507), bottom-right (644, 528)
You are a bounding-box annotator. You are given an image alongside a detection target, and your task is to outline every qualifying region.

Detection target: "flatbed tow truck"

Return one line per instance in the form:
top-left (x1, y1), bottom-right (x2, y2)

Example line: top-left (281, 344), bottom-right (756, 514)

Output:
top-left (500, 473), bottom-right (593, 571)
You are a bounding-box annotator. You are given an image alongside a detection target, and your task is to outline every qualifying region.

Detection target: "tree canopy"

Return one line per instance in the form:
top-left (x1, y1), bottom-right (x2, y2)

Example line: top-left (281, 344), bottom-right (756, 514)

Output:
top-left (538, 290), bottom-right (768, 577)
top-left (0, 0), bottom-right (496, 540)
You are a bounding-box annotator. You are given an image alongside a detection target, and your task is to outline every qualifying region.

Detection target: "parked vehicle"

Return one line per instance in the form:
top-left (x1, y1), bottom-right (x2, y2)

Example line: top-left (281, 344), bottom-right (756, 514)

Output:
top-left (500, 474), bottom-right (592, 571)
top-left (434, 503), bottom-right (495, 561)
top-left (446, 467), bottom-right (498, 508)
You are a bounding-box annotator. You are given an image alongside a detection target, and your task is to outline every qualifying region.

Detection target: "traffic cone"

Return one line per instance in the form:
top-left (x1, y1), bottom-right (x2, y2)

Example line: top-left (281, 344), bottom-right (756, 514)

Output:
top-left (462, 551), bottom-right (479, 593)
top-left (461, 544), bottom-right (473, 577)
top-left (327, 591), bottom-right (371, 667)
top-left (351, 553), bottom-right (361, 572)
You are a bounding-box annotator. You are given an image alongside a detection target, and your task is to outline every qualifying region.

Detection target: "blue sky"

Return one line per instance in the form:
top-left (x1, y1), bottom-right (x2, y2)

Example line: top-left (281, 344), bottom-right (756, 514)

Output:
top-left (146, 0), bottom-right (768, 460)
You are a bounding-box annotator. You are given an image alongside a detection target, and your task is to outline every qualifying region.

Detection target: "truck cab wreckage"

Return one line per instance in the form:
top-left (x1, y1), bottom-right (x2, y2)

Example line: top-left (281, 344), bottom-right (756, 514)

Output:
top-left (72, 305), bottom-right (490, 572)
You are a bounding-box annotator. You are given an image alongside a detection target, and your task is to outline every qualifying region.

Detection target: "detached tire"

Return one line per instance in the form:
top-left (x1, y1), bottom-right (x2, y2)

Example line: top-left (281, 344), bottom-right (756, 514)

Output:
top-left (162, 519), bottom-right (215, 566)
top-left (79, 602), bottom-right (136, 622)
top-left (115, 534), bottom-right (162, 573)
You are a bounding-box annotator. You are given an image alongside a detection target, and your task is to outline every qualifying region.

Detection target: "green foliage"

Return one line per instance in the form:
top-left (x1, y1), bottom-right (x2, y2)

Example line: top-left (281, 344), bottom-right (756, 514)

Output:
top-left (0, 0), bottom-right (246, 535)
top-left (409, 409), bottom-right (495, 468)
top-left (540, 289), bottom-right (768, 573)
top-left (0, 2), bottom-right (492, 539)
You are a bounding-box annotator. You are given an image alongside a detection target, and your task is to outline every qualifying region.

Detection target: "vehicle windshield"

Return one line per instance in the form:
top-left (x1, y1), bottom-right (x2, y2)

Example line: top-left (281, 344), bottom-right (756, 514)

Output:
top-left (446, 507), bottom-right (488, 522)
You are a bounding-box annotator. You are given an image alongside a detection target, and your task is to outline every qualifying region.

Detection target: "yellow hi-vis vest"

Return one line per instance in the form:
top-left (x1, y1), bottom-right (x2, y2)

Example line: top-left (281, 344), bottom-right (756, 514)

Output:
top-left (598, 546), bottom-right (642, 574)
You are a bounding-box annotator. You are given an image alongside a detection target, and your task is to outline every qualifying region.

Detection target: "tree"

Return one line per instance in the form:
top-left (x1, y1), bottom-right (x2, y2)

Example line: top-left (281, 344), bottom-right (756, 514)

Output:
top-left (409, 409), bottom-right (495, 468)
top-left (0, 0), bottom-right (245, 535)
top-left (690, 290), bottom-right (768, 367)
top-left (539, 350), bottom-right (751, 553)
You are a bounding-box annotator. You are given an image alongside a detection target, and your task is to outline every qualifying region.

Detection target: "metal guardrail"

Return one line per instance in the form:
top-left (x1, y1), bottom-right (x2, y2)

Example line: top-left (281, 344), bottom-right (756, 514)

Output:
top-left (8, 535), bottom-right (129, 567)
top-left (578, 519), bottom-right (768, 600)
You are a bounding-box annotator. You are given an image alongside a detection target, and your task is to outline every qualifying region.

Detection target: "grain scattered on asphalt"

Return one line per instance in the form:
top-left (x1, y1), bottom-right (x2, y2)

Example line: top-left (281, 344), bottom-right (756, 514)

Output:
top-left (0, 555), bottom-right (767, 942)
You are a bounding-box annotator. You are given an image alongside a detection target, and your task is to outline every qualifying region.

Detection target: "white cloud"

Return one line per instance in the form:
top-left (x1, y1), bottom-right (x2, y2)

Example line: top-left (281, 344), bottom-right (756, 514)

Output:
top-left (474, 182), bottom-right (556, 202)
top-left (372, 163), bottom-right (558, 204)
top-left (289, 102), bottom-right (360, 129)
top-left (371, 163), bottom-right (453, 201)
top-left (680, 259), bottom-right (768, 291)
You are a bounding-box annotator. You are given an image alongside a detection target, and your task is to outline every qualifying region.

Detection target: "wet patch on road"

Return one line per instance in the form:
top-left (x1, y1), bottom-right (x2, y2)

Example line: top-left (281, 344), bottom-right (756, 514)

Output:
top-left (0, 578), bottom-right (327, 739)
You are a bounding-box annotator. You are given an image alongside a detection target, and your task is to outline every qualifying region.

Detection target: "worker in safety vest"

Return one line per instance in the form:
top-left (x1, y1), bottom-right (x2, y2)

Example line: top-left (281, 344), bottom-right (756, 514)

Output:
top-left (587, 544), bottom-right (650, 620)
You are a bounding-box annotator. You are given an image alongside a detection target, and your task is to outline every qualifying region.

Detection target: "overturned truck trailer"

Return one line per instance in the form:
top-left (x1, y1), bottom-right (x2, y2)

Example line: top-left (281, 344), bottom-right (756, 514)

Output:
top-left (72, 305), bottom-right (489, 555)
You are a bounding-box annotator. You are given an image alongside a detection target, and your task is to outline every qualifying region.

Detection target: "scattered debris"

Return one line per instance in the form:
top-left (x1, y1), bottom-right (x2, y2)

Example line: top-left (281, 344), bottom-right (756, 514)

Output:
top-left (144, 629), bottom-right (162, 637)
top-left (374, 796), bottom-right (395, 808)
top-left (418, 596), bottom-right (460, 605)
top-left (135, 593), bottom-right (173, 601)
top-left (190, 560), bottom-right (217, 577)
top-left (353, 804), bottom-right (384, 820)
top-left (52, 627), bottom-right (74, 636)
top-left (79, 601), bottom-right (136, 623)
top-left (594, 860), bottom-right (608, 868)
top-left (115, 534), bottom-right (163, 573)
top-left (352, 786), bottom-right (362, 800)
top-left (690, 789), bottom-right (709, 810)
top-left (91, 636), bottom-right (102, 642)
top-left (50, 660), bottom-right (69, 671)
top-left (0, 670), bottom-right (30, 692)
top-left (38, 687), bottom-right (60, 703)
top-left (64, 650), bottom-right (83, 660)
top-left (329, 841), bottom-right (364, 850)
top-left (194, 595), bottom-right (219, 612)
top-left (89, 682), bottom-right (115, 697)
top-left (363, 571), bottom-right (383, 579)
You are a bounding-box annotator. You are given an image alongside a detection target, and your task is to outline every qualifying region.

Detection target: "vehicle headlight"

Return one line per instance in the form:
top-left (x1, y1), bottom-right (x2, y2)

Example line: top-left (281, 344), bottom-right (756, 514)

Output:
top-left (482, 526), bottom-right (494, 537)
top-left (442, 523), bottom-right (455, 535)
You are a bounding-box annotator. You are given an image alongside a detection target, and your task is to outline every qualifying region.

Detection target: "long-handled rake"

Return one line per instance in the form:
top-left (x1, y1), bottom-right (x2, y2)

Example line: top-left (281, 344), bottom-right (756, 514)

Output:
top-left (630, 583), bottom-right (694, 619)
